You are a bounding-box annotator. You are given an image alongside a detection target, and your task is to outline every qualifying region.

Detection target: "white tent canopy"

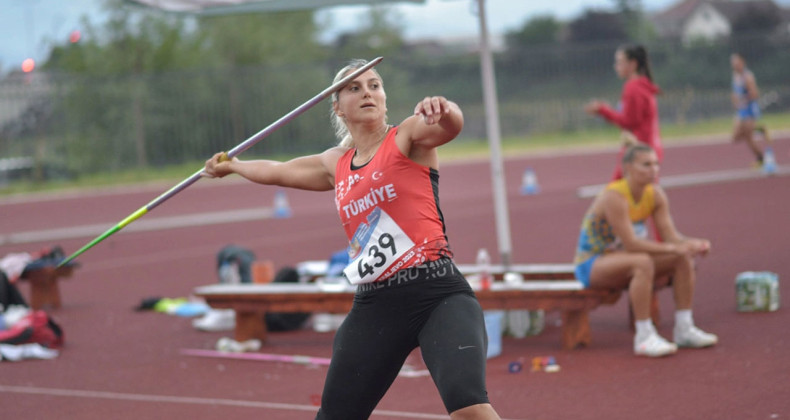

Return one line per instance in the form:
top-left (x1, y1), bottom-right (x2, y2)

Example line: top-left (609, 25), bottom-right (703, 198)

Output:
top-left (127, 0), bottom-right (513, 266)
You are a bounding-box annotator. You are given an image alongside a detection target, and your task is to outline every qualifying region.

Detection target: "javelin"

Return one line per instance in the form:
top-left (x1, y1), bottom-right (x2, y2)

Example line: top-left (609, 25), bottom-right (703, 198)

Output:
top-left (58, 57), bottom-right (384, 267)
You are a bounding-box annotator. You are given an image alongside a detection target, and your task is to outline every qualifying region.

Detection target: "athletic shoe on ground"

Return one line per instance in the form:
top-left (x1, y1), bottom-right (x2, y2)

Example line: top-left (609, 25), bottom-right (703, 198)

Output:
top-left (216, 337), bottom-right (261, 353)
top-left (2, 305), bottom-right (31, 327)
top-left (192, 309), bottom-right (235, 332)
top-left (0, 343), bottom-right (59, 361)
top-left (674, 325), bottom-right (718, 348)
top-left (634, 333), bottom-right (678, 357)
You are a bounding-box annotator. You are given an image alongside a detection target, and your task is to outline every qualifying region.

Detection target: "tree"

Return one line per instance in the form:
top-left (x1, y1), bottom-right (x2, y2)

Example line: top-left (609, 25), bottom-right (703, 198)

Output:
top-left (731, 4), bottom-right (783, 37)
top-left (611, 0), bottom-right (641, 22)
top-left (505, 15), bottom-right (561, 49)
top-left (568, 10), bottom-right (628, 43)
top-left (43, 0), bottom-right (209, 169)
top-left (196, 10), bottom-right (324, 144)
top-left (327, 7), bottom-right (413, 114)
top-left (611, 0), bottom-right (655, 42)
top-left (39, 0), bottom-right (334, 174)
top-left (197, 10), bottom-right (323, 66)
top-left (331, 7), bottom-right (406, 61)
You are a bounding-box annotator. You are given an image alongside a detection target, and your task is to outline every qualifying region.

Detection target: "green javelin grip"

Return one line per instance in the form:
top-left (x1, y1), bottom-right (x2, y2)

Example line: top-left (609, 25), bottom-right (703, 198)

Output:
top-left (58, 57), bottom-right (384, 267)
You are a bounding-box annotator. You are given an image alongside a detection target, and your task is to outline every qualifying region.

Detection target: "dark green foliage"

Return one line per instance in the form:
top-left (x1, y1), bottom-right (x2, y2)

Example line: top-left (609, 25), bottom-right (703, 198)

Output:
top-left (505, 15), bottom-right (561, 48)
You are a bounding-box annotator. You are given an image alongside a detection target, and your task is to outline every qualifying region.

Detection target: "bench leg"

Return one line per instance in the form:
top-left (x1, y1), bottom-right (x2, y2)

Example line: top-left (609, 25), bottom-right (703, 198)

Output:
top-left (234, 311), bottom-right (267, 342)
top-left (29, 276), bottom-right (62, 310)
top-left (561, 310), bottom-right (592, 349)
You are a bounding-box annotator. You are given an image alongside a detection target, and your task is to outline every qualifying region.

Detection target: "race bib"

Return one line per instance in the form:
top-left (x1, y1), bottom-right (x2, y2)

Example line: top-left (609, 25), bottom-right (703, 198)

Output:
top-left (633, 221), bottom-right (648, 239)
top-left (344, 207), bottom-right (416, 284)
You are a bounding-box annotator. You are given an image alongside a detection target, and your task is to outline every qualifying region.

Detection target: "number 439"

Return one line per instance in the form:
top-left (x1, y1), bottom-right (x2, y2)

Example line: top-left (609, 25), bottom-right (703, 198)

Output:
top-left (357, 233), bottom-right (397, 278)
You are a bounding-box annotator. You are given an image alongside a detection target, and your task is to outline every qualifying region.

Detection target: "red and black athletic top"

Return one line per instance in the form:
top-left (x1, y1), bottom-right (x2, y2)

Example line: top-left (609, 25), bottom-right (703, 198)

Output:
top-left (334, 126), bottom-right (452, 284)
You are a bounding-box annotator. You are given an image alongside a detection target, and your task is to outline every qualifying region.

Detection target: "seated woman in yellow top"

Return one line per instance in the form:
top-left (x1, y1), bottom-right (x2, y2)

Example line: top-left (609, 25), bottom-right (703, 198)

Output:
top-left (574, 144), bottom-right (717, 357)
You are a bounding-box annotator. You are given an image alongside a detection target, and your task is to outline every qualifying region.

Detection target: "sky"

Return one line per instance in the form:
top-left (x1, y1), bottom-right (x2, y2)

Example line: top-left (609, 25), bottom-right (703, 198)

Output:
top-left (1, 0), bottom-right (785, 72)
top-left (319, 0), bottom-right (674, 40)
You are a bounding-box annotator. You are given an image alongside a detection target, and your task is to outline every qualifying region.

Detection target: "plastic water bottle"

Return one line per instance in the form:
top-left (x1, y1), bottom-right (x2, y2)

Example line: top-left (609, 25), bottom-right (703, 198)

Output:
top-left (273, 189), bottom-right (292, 218)
top-left (528, 310), bottom-right (545, 335)
top-left (476, 248), bottom-right (492, 291)
top-left (763, 147), bottom-right (776, 175)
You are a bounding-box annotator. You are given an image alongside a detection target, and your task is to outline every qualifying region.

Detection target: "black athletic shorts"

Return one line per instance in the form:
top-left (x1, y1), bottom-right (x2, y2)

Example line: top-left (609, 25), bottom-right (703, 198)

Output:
top-left (315, 257), bottom-right (490, 419)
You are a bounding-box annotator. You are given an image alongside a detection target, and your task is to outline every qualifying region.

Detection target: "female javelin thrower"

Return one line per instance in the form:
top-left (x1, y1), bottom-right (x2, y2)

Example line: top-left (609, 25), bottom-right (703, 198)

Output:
top-left (203, 59), bottom-right (501, 420)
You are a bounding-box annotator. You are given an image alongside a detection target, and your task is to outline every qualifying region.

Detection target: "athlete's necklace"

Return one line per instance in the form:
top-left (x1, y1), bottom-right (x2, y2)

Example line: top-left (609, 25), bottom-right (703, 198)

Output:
top-left (354, 124), bottom-right (390, 164)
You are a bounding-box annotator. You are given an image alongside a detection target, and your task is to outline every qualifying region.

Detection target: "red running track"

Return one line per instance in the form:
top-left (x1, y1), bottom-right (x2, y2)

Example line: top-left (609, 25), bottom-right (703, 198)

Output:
top-left (0, 136), bottom-right (788, 420)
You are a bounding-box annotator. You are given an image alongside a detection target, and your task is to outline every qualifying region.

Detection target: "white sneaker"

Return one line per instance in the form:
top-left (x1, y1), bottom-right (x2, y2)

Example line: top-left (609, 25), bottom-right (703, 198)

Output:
top-left (634, 333), bottom-right (678, 357)
top-left (192, 309), bottom-right (235, 332)
top-left (2, 305), bottom-right (31, 327)
top-left (216, 337), bottom-right (261, 353)
top-left (674, 325), bottom-right (718, 348)
top-left (312, 313), bottom-right (334, 333)
top-left (0, 343), bottom-right (59, 361)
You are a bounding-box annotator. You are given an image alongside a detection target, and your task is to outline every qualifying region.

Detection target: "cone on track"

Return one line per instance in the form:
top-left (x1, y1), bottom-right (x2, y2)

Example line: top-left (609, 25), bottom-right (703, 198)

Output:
top-left (520, 167), bottom-right (540, 195)
top-left (273, 189), bottom-right (292, 218)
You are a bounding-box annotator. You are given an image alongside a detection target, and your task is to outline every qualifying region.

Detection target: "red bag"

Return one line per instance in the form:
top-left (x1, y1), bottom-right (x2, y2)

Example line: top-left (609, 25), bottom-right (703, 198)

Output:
top-left (8, 311), bottom-right (65, 349)
top-left (0, 322), bottom-right (33, 345)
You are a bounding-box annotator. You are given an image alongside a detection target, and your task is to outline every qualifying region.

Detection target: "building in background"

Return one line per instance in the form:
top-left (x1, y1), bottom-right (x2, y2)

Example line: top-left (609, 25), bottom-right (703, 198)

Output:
top-left (651, 0), bottom-right (790, 43)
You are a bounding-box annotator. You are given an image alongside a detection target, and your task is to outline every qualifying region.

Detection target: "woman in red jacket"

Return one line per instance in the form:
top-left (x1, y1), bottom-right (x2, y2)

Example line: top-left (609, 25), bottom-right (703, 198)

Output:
top-left (586, 44), bottom-right (662, 180)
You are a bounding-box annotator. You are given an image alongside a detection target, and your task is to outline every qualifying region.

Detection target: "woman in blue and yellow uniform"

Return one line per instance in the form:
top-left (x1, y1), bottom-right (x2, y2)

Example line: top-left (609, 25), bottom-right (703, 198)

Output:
top-left (574, 144), bottom-right (718, 357)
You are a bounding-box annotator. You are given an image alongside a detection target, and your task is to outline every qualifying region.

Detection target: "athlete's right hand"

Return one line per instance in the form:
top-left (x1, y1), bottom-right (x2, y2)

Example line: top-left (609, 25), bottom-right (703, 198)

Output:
top-left (202, 152), bottom-right (236, 178)
top-left (584, 100), bottom-right (604, 115)
top-left (414, 96), bottom-right (452, 125)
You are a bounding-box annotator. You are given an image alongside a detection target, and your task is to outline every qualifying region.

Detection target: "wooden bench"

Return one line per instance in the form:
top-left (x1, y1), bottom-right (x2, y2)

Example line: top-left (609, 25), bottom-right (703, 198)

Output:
top-left (459, 263), bottom-right (667, 329)
top-left (19, 265), bottom-right (76, 310)
top-left (455, 263), bottom-right (577, 280)
top-left (194, 263), bottom-right (630, 350)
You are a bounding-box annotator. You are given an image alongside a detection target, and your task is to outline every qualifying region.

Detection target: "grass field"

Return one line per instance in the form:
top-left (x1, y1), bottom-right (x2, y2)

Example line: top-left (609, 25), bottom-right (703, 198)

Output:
top-left (2, 112), bottom-right (788, 197)
top-left (440, 112), bottom-right (790, 159)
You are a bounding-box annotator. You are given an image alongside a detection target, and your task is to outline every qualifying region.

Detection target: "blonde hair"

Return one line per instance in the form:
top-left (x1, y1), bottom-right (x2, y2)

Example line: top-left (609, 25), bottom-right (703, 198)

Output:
top-left (330, 59), bottom-right (384, 148)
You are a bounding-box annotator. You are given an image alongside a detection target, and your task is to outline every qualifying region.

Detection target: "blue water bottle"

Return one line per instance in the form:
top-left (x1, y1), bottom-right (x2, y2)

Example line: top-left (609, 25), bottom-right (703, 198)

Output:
top-left (763, 147), bottom-right (776, 175)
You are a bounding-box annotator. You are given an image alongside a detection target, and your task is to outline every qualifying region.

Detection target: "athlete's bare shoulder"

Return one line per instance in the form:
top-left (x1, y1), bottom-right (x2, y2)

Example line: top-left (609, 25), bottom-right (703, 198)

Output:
top-left (320, 146), bottom-right (351, 177)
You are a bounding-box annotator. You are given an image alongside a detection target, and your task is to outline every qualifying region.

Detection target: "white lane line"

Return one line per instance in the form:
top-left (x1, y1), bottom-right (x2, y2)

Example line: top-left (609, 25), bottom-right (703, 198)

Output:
top-left (0, 177), bottom-right (249, 206)
top-left (0, 207), bottom-right (274, 246)
top-left (577, 165), bottom-right (790, 198)
top-left (0, 384), bottom-right (457, 419)
top-left (75, 225), bottom-right (343, 273)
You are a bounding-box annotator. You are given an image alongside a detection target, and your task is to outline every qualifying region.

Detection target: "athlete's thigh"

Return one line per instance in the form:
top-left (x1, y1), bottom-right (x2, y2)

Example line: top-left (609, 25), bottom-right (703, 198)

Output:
top-left (318, 306), bottom-right (415, 419)
top-left (741, 117), bottom-right (756, 132)
top-left (418, 293), bottom-right (490, 413)
top-left (733, 118), bottom-right (754, 140)
top-left (588, 252), bottom-right (649, 290)
top-left (650, 253), bottom-right (684, 278)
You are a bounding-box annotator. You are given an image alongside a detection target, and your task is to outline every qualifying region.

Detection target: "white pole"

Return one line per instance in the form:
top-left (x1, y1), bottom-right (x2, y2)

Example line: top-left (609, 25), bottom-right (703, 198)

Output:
top-left (475, 0), bottom-right (512, 268)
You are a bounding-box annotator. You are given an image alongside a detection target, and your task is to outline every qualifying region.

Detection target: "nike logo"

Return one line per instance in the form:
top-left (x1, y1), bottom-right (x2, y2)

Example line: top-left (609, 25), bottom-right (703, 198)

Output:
top-left (458, 345), bottom-right (476, 350)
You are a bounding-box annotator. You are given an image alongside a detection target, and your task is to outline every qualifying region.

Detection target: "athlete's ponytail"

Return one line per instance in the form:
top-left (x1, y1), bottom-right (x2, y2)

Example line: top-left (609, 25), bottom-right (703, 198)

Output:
top-left (620, 44), bottom-right (653, 82)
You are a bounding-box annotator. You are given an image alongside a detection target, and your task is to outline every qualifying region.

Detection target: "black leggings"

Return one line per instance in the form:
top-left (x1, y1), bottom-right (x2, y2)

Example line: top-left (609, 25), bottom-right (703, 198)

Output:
top-left (315, 258), bottom-right (490, 419)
